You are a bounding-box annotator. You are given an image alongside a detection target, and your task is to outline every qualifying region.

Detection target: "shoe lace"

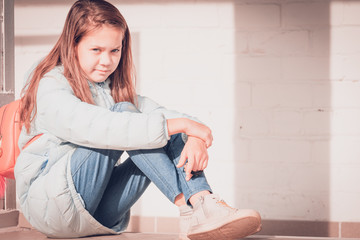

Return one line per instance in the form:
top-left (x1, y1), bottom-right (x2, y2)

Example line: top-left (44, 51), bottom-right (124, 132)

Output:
top-left (216, 200), bottom-right (236, 210)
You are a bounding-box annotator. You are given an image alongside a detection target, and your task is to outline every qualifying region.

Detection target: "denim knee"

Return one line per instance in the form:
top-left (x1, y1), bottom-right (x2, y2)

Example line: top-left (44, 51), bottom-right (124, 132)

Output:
top-left (111, 102), bottom-right (140, 113)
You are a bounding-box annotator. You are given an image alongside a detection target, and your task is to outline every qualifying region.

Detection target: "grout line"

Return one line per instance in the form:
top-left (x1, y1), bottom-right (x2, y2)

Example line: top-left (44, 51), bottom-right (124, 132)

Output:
top-left (154, 216), bottom-right (157, 233)
top-left (338, 222), bottom-right (341, 239)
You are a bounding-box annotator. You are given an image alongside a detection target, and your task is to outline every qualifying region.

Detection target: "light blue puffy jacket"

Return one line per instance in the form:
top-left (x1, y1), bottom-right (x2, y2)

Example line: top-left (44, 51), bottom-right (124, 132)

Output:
top-left (14, 66), bottom-right (196, 238)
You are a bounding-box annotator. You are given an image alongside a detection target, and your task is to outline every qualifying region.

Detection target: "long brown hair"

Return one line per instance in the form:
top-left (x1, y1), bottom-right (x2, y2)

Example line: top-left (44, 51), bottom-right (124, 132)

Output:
top-left (20, 0), bottom-right (136, 132)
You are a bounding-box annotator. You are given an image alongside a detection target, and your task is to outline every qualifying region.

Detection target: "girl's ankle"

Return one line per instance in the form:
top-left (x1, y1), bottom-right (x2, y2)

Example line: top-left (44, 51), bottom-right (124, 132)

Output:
top-left (189, 190), bottom-right (211, 206)
top-left (175, 193), bottom-right (187, 207)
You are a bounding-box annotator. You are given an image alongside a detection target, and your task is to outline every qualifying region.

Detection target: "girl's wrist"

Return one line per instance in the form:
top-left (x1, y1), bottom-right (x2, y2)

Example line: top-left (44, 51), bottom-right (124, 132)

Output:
top-left (167, 118), bottom-right (189, 136)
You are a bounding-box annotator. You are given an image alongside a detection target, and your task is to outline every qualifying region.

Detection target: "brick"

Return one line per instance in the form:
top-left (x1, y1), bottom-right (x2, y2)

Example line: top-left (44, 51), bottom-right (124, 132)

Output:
top-left (332, 109), bottom-right (360, 135)
top-left (236, 110), bottom-right (270, 135)
top-left (133, 30), bottom-right (166, 55)
top-left (188, 29), bottom-right (223, 53)
top-left (191, 82), bottom-right (235, 108)
top-left (208, 144), bottom-right (239, 170)
top-left (163, 2), bottom-right (219, 28)
top-left (236, 57), bottom-right (282, 80)
top-left (15, 5), bottom-right (69, 32)
top-left (328, 137), bottom-right (360, 165)
top-left (139, 81), bottom-right (196, 107)
top-left (344, 55), bottom-right (360, 80)
top-left (305, 109), bottom-right (360, 136)
top-left (218, 2), bottom-right (236, 28)
top-left (250, 139), bottom-right (311, 163)
top-left (135, 54), bottom-right (163, 81)
top-left (329, 56), bottom-right (345, 81)
top-left (0, 210), bottom-right (18, 228)
top-left (330, 1), bottom-right (345, 26)
top-left (330, 192), bottom-right (360, 222)
top-left (252, 83), bottom-right (313, 108)
top-left (270, 110), bottom-right (302, 135)
top-left (311, 140), bottom-right (331, 164)
top-left (331, 166), bottom-right (360, 192)
top-left (311, 81), bottom-right (360, 108)
top-left (161, 29), bottom-right (224, 54)
top-left (157, 217), bottom-right (179, 233)
top-left (250, 30), bottom-right (309, 56)
top-left (162, 53), bottom-right (221, 81)
top-left (260, 219), bottom-right (339, 238)
top-left (117, 4), bottom-right (164, 29)
top-left (342, 222), bottom-right (360, 238)
top-left (232, 138), bottom-right (250, 163)
top-left (343, 1), bottom-right (360, 25)
top-left (127, 216), bottom-right (156, 233)
top-left (310, 137), bottom-right (360, 166)
top-left (311, 83), bottom-right (331, 108)
top-left (234, 4), bottom-right (281, 29)
top-left (234, 162), bottom-right (287, 191)
top-left (283, 2), bottom-right (330, 28)
top-left (330, 27), bottom-right (360, 54)
top-left (221, 55), bottom-right (237, 81)
top-left (235, 184), bottom-right (330, 220)
top-left (303, 110), bottom-right (331, 136)
top-left (223, 31), bottom-right (249, 54)
top-left (311, 29), bottom-right (331, 57)
top-left (283, 57), bottom-right (331, 80)
top-left (285, 165), bottom-right (330, 193)
top-left (330, 82), bottom-right (360, 108)
top-left (235, 82), bottom-right (251, 107)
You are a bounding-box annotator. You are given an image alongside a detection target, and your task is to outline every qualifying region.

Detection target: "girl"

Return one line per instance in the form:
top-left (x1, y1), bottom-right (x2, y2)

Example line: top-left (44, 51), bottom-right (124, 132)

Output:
top-left (15, 0), bottom-right (261, 239)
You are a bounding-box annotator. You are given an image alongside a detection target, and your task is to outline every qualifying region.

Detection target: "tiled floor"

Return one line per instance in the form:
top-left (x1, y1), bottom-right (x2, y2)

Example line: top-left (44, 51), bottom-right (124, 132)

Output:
top-left (0, 227), bottom-right (349, 240)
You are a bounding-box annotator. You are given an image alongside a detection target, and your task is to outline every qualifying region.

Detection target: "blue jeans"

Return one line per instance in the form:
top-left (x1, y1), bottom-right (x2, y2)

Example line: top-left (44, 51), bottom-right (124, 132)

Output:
top-left (70, 102), bottom-right (212, 230)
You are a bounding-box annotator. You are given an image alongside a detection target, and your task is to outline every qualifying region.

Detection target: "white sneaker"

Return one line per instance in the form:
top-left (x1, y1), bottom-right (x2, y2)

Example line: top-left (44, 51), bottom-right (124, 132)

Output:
top-left (187, 194), bottom-right (261, 240)
top-left (179, 205), bottom-right (193, 240)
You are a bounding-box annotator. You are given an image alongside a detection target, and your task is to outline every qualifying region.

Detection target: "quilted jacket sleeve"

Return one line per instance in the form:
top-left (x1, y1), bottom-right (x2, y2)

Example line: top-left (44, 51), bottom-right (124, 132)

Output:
top-left (137, 95), bottom-right (202, 123)
top-left (35, 74), bottom-right (169, 150)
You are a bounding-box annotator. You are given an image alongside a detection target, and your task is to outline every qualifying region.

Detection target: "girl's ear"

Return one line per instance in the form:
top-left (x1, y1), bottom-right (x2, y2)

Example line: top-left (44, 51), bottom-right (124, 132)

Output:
top-left (74, 44), bottom-right (79, 59)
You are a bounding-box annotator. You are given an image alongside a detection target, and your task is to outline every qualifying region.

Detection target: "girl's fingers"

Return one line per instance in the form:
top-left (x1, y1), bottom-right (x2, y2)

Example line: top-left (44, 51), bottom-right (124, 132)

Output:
top-left (185, 158), bottom-right (194, 181)
top-left (177, 152), bottom-right (187, 168)
top-left (186, 172), bottom-right (193, 181)
top-left (201, 158), bottom-right (208, 170)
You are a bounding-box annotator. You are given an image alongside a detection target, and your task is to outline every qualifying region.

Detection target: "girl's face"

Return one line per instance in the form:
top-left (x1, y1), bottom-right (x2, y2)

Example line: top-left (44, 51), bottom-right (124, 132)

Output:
top-left (76, 25), bottom-right (124, 83)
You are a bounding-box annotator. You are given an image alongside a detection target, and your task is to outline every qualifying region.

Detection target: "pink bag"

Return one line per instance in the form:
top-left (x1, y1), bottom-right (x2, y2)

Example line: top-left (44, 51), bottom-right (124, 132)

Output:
top-left (0, 100), bottom-right (22, 179)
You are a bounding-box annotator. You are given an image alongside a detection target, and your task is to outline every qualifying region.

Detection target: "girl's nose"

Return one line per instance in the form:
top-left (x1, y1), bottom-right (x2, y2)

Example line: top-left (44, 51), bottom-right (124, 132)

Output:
top-left (100, 52), bottom-right (112, 66)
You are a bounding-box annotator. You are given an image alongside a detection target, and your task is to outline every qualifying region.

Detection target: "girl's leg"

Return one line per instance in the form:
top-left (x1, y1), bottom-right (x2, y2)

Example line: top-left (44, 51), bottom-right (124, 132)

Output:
top-left (71, 147), bottom-right (151, 230)
top-left (70, 147), bottom-right (124, 215)
top-left (128, 133), bottom-right (212, 204)
top-left (92, 157), bottom-right (151, 229)
top-left (89, 134), bottom-right (212, 230)
top-left (71, 102), bottom-right (210, 229)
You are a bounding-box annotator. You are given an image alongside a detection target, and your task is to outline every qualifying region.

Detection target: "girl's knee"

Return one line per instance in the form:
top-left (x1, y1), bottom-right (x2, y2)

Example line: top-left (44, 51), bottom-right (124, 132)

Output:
top-left (111, 102), bottom-right (139, 113)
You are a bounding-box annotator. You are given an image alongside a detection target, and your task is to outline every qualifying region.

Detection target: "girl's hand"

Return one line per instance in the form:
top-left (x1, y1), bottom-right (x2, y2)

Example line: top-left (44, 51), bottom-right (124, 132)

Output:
top-left (184, 120), bottom-right (213, 148)
top-left (167, 118), bottom-right (213, 148)
top-left (176, 136), bottom-right (208, 181)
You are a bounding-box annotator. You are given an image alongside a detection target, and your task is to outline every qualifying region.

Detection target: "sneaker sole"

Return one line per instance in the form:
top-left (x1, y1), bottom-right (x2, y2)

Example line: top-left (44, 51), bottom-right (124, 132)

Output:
top-left (187, 211), bottom-right (261, 240)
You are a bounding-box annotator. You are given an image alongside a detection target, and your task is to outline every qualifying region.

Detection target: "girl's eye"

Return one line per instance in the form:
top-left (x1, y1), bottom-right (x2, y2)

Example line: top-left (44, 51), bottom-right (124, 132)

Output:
top-left (112, 49), bottom-right (120, 53)
top-left (92, 48), bottom-right (100, 52)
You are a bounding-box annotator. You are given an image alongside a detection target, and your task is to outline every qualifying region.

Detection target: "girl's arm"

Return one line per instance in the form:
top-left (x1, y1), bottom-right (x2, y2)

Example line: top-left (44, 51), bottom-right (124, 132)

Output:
top-left (167, 118), bottom-right (213, 181)
top-left (35, 74), bottom-right (169, 150)
top-left (167, 118), bottom-right (212, 147)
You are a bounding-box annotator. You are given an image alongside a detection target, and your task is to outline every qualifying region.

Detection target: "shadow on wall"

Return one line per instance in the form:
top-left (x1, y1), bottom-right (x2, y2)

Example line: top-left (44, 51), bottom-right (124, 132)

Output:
top-left (233, 0), bottom-right (331, 236)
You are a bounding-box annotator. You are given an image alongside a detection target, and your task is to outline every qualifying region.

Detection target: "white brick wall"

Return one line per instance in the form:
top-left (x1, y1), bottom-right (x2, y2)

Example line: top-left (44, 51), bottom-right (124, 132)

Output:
top-left (14, 0), bottom-right (360, 223)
